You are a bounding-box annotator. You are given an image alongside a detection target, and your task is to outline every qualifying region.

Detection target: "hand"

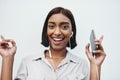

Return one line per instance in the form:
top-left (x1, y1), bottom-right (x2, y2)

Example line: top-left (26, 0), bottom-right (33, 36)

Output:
top-left (85, 35), bottom-right (106, 67)
top-left (0, 35), bottom-right (17, 58)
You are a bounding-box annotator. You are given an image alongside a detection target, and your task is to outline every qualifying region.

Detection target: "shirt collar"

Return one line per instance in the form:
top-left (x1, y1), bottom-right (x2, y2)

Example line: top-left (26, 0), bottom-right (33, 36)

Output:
top-left (33, 50), bottom-right (80, 64)
top-left (32, 50), bottom-right (47, 61)
top-left (64, 51), bottom-right (80, 64)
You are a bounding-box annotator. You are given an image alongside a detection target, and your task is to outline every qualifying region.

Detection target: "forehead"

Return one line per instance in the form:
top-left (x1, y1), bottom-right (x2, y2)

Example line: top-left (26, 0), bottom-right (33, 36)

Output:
top-left (48, 13), bottom-right (71, 23)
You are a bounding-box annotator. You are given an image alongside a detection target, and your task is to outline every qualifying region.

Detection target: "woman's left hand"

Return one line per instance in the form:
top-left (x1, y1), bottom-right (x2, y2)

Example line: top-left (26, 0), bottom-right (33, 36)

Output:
top-left (85, 35), bottom-right (106, 67)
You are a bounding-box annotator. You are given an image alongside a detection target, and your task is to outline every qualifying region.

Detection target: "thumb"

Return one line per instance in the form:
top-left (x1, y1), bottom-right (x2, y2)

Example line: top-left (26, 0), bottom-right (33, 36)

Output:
top-left (0, 35), bottom-right (5, 41)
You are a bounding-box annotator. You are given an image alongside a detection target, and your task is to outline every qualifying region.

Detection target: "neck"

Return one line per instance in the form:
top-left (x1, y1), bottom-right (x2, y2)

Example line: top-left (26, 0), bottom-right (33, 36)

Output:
top-left (49, 48), bottom-right (67, 59)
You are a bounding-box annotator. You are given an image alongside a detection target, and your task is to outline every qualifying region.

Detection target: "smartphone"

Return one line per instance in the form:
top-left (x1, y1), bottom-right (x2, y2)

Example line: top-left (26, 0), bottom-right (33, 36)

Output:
top-left (90, 29), bottom-right (97, 52)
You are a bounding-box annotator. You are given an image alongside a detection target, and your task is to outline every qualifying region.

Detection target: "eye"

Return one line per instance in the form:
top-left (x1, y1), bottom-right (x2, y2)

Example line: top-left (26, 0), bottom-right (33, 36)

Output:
top-left (48, 23), bottom-right (55, 29)
top-left (61, 24), bottom-right (69, 30)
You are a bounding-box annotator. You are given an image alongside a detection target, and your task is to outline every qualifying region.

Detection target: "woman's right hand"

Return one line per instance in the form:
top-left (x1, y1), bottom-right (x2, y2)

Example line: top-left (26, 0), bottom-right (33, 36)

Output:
top-left (0, 35), bottom-right (17, 58)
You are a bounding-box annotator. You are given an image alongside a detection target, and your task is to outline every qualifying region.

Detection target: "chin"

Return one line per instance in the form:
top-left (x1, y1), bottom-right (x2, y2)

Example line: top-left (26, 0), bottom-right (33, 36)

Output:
top-left (51, 45), bottom-right (66, 51)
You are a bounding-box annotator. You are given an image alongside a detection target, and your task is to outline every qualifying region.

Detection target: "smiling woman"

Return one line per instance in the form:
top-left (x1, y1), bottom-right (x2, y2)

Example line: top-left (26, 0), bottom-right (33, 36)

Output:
top-left (47, 13), bottom-right (72, 51)
top-left (0, 7), bottom-right (106, 80)
top-left (41, 7), bottom-right (77, 50)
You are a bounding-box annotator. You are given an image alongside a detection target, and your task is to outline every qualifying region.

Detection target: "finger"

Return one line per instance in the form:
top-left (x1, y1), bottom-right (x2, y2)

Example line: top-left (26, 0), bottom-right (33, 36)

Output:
top-left (4, 39), bottom-right (16, 47)
top-left (0, 35), bottom-right (5, 41)
top-left (85, 43), bottom-right (90, 54)
top-left (0, 35), bottom-right (2, 42)
top-left (0, 40), bottom-right (8, 47)
top-left (9, 39), bottom-right (16, 47)
top-left (0, 42), bottom-right (9, 49)
top-left (1, 39), bottom-right (16, 48)
top-left (93, 49), bottom-right (105, 56)
top-left (94, 35), bottom-right (104, 44)
top-left (94, 40), bottom-right (104, 51)
top-left (99, 35), bottom-right (104, 43)
top-left (85, 43), bottom-right (95, 61)
top-left (93, 50), bottom-right (102, 54)
top-left (85, 43), bottom-right (92, 57)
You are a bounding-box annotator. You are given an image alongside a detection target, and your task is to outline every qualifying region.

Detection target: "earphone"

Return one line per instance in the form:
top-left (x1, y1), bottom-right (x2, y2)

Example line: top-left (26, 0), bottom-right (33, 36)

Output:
top-left (70, 32), bottom-right (73, 37)
top-left (69, 32), bottom-right (73, 49)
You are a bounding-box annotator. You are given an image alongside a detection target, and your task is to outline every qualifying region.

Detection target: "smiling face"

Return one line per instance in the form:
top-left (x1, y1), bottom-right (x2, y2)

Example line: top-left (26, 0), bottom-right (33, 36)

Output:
top-left (47, 13), bottom-right (72, 51)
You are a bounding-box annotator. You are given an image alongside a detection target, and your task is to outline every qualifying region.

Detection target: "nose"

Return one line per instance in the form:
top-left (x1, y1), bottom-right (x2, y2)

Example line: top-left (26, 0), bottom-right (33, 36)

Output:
top-left (54, 27), bottom-right (61, 35)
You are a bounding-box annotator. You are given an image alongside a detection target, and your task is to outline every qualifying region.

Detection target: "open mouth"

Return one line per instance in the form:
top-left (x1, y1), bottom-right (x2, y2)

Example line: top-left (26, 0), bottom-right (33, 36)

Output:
top-left (53, 37), bottom-right (63, 41)
top-left (51, 37), bottom-right (64, 45)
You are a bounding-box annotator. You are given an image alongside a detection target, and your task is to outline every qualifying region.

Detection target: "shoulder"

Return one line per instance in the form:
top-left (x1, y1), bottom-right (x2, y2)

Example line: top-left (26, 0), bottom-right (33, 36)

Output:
top-left (68, 52), bottom-right (88, 65)
top-left (21, 52), bottom-right (43, 64)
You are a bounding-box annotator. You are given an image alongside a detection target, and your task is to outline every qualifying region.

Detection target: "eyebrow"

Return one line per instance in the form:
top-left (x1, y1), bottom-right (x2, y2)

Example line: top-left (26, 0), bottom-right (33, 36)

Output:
top-left (48, 22), bottom-right (70, 25)
top-left (48, 22), bottom-right (55, 24)
top-left (60, 22), bottom-right (69, 25)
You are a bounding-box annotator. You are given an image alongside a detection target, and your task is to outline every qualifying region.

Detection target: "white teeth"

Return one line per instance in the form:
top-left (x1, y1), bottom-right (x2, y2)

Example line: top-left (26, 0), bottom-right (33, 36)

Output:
top-left (53, 38), bottom-right (62, 41)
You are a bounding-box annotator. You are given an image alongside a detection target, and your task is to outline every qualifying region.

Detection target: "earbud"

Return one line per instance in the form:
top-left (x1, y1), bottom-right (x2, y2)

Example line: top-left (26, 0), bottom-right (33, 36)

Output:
top-left (70, 32), bottom-right (73, 37)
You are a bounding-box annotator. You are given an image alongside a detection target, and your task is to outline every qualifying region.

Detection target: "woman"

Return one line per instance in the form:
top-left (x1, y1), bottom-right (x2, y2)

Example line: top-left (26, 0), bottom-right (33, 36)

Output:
top-left (0, 7), bottom-right (106, 80)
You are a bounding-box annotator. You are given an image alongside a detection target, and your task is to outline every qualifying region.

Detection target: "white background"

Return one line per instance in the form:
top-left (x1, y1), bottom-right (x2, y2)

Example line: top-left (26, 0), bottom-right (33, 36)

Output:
top-left (0, 0), bottom-right (120, 80)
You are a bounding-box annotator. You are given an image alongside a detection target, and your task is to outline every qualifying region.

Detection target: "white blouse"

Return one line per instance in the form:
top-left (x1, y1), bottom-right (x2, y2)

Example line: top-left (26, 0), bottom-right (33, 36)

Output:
top-left (15, 50), bottom-right (90, 80)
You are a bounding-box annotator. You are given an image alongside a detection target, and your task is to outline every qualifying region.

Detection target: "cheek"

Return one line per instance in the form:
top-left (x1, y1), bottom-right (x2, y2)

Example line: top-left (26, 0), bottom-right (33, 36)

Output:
top-left (64, 33), bottom-right (71, 41)
top-left (47, 28), bottom-right (53, 36)
top-left (66, 33), bottom-right (70, 38)
top-left (63, 30), bottom-right (72, 38)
